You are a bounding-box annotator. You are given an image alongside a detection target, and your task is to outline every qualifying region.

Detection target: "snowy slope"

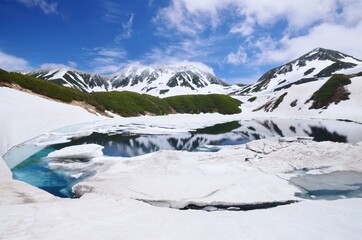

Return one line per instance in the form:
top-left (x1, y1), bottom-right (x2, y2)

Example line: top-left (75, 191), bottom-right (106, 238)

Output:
top-left (238, 48), bottom-right (362, 94)
top-left (110, 64), bottom-right (236, 97)
top-left (25, 68), bottom-right (109, 92)
top-left (1, 86), bottom-right (362, 239)
top-left (23, 65), bottom-right (240, 97)
top-left (2, 137), bottom-right (362, 240)
top-left (233, 48), bottom-right (362, 122)
top-left (0, 87), bottom-right (103, 157)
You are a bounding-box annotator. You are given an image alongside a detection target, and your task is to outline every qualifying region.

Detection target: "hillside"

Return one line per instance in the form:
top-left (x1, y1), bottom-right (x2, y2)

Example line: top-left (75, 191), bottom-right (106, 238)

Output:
top-left (237, 48), bottom-right (362, 94)
top-left (0, 70), bottom-right (241, 117)
top-left (233, 48), bottom-right (362, 122)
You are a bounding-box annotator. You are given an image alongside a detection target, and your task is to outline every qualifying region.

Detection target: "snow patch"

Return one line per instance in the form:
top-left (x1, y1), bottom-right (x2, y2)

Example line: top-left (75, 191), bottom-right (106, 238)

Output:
top-left (47, 144), bottom-right (104, 159)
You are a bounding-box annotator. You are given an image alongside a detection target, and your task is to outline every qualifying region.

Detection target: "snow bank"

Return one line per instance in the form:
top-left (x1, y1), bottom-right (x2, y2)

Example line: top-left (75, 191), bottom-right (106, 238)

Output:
top-left (0, 87), bottom-right (104, 202)
top-left (0, 196), bottom-right (360, 240)
top-left (0, 87), bottom-right (103, 157)
top-left (1, 138), bottom-right (362, 239)
top-left (1, 87), bottom-right (362, 239)
top-left (47, 144), bottom-right (104, 159)
top-left (0, 178), bottom-right (56, 205)
top-left (73, 138), bottom-right (362, 204)
top-left (0, 132), bottom-right (362, 239)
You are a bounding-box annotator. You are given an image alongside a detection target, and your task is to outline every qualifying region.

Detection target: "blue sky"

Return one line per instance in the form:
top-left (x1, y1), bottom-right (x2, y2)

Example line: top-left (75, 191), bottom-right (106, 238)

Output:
top-left (1, 0), bottom-right (362, 83)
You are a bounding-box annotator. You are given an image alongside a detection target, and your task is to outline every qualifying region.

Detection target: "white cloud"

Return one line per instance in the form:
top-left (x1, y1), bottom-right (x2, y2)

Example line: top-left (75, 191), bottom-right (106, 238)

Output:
top-left (156, 0), bottom-right (340, 37)
top-left (153, 0), bottom-right (351, 71)
top-left (115, 14), bottom-right (134, 41)
top-left (102, 1), bottom-right (123, 23)
top-left (229, 16), bottom-right (255, 37)
top-left (234, 0), bottom-right (337, 31)
top-left (155, 0), bottom-right (362, 70)
top-left (167, 60), bottom-right (215, 74)
top-left (121, 59), bottom-right (215, 75)
top-left (143, 36), bottom-right (219, 67)
top-left (0, 50), bottom-right (30, 71)
top-left (95, 47), bottom-right (127, 58)
top-left (67, 61), bottom-right (77, 68)
top-left (154, 0), bottom-right (212, 36)
top-left (93, 65), bottom-right (122, 75)
top-left (254, 22), bottom-right (362, 65)
top-left (226, 46), bottom-right (248, 65)
top-left (17, 0), bottom-right (58, 15)
top-left (40, 63), bottom-right (75, 69)
top-left (89, 47), bottom-right (127, 74)
top-left (102, 1), bottom-right (134, 41)
top-left (227, 72), bottom-right (262, 84)
top-left (336, 0), bottom-right (362, 27)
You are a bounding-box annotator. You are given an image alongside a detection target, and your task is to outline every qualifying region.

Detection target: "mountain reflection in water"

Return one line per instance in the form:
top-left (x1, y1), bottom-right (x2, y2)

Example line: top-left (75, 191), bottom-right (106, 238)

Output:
top-left (8, 118), bottom-right (362, 198)
top-left (35, 118), bottom-right (361, 157)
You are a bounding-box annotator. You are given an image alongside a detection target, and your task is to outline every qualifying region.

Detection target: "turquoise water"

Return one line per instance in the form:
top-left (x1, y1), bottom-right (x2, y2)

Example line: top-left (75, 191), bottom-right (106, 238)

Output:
top-left (11, 121), bottom-right (246, 198)
top-left (7, 119), bottom-right (362, 198)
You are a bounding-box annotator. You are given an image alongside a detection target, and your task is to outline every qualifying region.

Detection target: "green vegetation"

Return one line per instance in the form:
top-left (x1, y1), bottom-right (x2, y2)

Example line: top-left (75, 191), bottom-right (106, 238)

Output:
top-left (0, 70), bottom-right (241, 116)
top-left (272, 92), bottom-right (288, 111)
top-left (165, 94), bottom-right (241, 115)
top-left (91, 91), bottom-right (170, 117)
top-left (309, 74), bottom-right (351, 109)
top-left (247, 96), bottom-right (257, 102)
top-left (274, 78), bottom-right (318, 92)
top-left (315, 62), bottom-right (357, 78)
top-left (0, 70), bottom-right (104, 111)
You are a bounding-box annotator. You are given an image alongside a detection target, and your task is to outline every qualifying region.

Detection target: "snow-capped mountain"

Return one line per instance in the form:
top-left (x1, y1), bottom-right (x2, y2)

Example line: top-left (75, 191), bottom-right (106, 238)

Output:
top-left (24, 65), bottom-right (238, 97)
top-left (238, 48), bottom-right (362, 94)
top-left (234, 48), bottom-right (362, 121)
top-left (25, 68), bottom-right (109, 92)
top-left (110, 65), bottom-right (233, 96)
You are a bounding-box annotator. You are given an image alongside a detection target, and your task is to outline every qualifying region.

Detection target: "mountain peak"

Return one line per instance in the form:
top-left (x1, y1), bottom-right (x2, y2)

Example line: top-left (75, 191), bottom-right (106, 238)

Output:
top-left (256, 48), bottom-right (361, 84)
top-left (301, 47), bottom-right (356, 62)
top-left (110, 64), bottom-right (229, 95)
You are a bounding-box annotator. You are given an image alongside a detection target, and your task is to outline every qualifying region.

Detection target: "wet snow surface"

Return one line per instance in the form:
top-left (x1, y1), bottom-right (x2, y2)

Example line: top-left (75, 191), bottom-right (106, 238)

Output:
top-left (5, 118), bottom-right (362, 198)
top-left (2, 86), bottom-right (362, 239)
top-left (2, 121), bottom-right (362, 239)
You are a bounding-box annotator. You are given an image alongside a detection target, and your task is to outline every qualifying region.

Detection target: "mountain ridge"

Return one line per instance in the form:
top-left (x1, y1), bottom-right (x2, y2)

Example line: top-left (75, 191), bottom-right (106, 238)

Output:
top-left (24, 64), bottom-right (234, 97)
top-left (238, 48), bottom-right (362, 94)
top-left (21, 48), bottom-right (362, 102)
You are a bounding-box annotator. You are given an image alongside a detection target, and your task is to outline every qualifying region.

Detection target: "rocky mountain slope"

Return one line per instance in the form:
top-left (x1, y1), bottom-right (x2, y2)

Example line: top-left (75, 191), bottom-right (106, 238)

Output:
top-left (238, 48), bottom-right (362, 94)
top-left (25, 68), bottom-right (109, 93)
top-left (20, 47), bottom-right (362, 122)
top-left (234, 48), bottom-right (362, 122)
top-left (24, 65), bottom-right (238, 97)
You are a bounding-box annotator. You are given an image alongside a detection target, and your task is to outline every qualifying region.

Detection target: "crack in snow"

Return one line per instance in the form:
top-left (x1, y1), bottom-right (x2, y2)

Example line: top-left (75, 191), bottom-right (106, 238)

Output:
top-left (136, 199), bottom-right (299, 212)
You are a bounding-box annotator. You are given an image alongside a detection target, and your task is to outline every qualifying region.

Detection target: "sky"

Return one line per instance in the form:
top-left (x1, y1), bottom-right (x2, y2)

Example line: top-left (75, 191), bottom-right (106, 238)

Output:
top-left (1, 0), bottom-right (362, 84)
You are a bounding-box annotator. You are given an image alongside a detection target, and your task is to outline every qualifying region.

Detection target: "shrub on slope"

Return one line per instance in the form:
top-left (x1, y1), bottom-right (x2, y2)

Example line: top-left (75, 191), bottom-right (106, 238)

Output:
top-left (0, 70), bottom-right (242, 116)
top-left (91, 91), bottom-right (171, 117)
top-left (165, 94), bottom-right (241, 114)
top-left (0, 70), bottom-right (104, 110)
top-left (309, 74), bottom-right (351, 109)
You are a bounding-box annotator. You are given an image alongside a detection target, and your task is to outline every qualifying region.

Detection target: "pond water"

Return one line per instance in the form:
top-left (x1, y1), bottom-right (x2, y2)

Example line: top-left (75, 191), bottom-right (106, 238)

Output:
top-left (5, 118), bottom-right (362, 198)
top-left (291, 171), bottom-right (362, 200)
